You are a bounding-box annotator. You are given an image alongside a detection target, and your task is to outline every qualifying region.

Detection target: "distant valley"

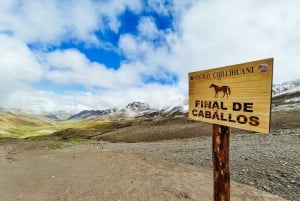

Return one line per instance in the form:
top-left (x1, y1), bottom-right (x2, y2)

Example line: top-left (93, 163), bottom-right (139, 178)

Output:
top-left (0, 80), bottom-right (299, 201)
top-left (0, 79), bottom-right (299, 141)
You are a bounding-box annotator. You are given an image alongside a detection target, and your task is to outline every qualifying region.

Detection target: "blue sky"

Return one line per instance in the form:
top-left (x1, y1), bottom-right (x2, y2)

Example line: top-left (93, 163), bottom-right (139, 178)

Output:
top-left (0, 0), bottom-right (300, 113)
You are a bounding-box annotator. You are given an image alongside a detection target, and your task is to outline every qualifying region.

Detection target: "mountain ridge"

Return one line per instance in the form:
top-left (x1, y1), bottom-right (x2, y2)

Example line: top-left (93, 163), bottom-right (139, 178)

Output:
top-left (1, 79), bottom-right (299, 121)
top-left (272, 79), bottom-right (300, 96)
top-left (66, 79), bottom-right (300, 120)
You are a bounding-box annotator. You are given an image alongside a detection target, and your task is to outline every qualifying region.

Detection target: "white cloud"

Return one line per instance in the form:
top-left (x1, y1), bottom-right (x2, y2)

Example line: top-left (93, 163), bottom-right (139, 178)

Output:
top-left (44, 49), bottom-right (146, 89)
top-left (4, 90), bottom-right (93, 113)
top-left (138, 17), bottom-right (159, 39)
top-left (168, 0), bottom-right (300, 83)
top-left (97, 0), bottom-right (142, 32)
top-left (0, 35), bottom-right (43, 105)
top-left (0, 0), bottom-right (142, 45)
top-left (0, 35), bottom-right (43, 81)
top-left (4, 84), bottom-right (185, 113)
top-left (119, 34), bottom-right (140, 59)
top-left (0, 0), bottom-right (300, 113)
top-left (147, 0), bottom-right (169, 15)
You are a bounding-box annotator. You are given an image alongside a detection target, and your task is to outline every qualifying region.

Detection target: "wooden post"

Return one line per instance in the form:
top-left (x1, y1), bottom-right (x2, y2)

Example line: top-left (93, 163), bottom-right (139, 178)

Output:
top-left (212, 124), bottom-right (230, 201)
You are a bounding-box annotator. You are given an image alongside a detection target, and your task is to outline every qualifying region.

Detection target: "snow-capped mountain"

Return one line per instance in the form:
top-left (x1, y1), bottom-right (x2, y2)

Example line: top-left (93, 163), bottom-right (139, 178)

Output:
top-left (159, 98), bottom-right (188, 114)
top-left (37, 79), bottom-right (300, 120)
top-left (67, 100), bottom-right (188, 120)
top-left (126, 102), bottom-right (150, 111)
top-left (272, 79), bottom-right (300, 96)
top-left (67, 109), bottom-right (117, 120)
top-left (272, 79), bottom-right (300, 111)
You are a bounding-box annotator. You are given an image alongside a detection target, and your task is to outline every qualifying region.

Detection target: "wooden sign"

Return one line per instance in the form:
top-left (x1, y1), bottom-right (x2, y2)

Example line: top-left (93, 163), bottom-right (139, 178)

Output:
top-left (189, 58), bottom-right (273, 134)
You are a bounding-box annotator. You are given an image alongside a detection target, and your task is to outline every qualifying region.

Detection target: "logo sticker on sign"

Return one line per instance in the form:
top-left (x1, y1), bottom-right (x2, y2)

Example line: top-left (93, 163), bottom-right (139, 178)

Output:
top-left (188, 58), bottom-right (273, 134)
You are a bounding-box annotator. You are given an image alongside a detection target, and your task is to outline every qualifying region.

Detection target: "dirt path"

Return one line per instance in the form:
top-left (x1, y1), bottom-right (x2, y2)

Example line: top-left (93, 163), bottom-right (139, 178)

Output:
top-left (104, 129), bottom-right (300, 201)
top-left (0, 142), bottom-right (287, 201)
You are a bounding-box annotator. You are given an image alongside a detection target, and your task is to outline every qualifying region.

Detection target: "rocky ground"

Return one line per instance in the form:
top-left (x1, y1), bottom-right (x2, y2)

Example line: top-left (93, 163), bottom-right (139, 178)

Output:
top-left (0, 138), bottom-right (288, 201)
top-left (0, 110), bottom-right (299, 200)
top-left (102, 128), bottom-right (300, 201)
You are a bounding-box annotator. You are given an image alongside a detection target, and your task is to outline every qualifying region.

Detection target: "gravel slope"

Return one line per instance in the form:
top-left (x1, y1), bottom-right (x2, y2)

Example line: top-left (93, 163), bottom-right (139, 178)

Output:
top-left (103, 129), bottom-right (300, 201)
top-left (0, 142), bottom-right (287, 201)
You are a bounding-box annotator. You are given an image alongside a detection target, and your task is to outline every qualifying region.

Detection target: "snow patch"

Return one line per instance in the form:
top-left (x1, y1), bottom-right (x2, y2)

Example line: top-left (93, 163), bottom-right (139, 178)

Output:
top-left (272, 103), bottom-right (300, 111)
top-left (273, 79), bottom-right (300, 97)
top-left (284, 97), bottom-right (300, 103)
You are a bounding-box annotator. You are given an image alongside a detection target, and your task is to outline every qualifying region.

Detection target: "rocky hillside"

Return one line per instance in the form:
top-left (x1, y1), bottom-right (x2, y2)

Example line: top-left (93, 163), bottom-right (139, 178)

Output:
top-left (3, 79), bottom-right (298, 122)
top-left (272, 79), bottom-right (300, 111)
top-left (0, 109), bottom-right (57, 138)
top-left (272, 79), bottom-right (300, 95)
top-left (67, 79), bottom-right (300, 120)
top-left (67, 109), bottom-right (117, 120)
top-left (67, 100), bottom-right (188, 120)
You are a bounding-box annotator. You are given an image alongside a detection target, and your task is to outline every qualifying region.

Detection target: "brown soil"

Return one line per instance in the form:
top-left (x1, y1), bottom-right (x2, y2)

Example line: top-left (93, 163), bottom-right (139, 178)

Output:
top-left (0, 141), bottom-right (286, 201)
top-left (95, 117), bottom-right (212, 142)
top-left (103, 128), bottom-right (299, 201)
top-left (93, 111), bottom-right (299, 201)
top-left (0, 110), bottom-right (298, 201)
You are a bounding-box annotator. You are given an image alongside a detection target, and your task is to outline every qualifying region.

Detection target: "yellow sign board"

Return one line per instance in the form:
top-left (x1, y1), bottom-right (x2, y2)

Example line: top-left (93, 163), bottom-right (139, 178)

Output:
top-left (188, 58), bottom-right (273, 134)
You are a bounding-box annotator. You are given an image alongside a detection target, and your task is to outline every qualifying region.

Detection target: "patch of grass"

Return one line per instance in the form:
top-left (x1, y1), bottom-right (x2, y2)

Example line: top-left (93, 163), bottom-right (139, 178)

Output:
top-left (52, 120), bottom-right (132, 140)
top-left (0, 117), bottom-right (125, 143)
top-left (1, 125), bottom-right (59, 138)
top-left (0, 111), bottom-right (59, 138)
top-left (96, 117), bottom-right (212, 143)
top-left (21, 135), bottom-right (92, 151)
top-left (0, 137), bottom-right (15, 144)
top-left (58, 119), bottom-right (119, 130)
top-left (90, 122), bottom-right (120, 130)
top-left (52, 128), bottom-right (96, 140)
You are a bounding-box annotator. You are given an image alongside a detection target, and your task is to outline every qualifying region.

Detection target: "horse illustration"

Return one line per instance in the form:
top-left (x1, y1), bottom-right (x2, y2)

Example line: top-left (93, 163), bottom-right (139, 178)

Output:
top-left (209, 84), bottom-right (231, 99)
